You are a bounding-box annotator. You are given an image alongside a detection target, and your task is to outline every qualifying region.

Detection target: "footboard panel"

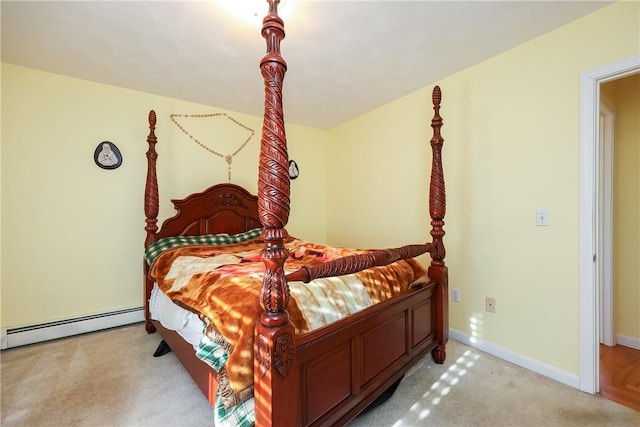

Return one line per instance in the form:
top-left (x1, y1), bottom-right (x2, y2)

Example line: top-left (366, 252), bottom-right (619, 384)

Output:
top-left (297, 283), bottom-right (437, 426)
top-left (361, 313), bottom-right (407, 386)
top-left (302, 342), bottom-right (353, 423)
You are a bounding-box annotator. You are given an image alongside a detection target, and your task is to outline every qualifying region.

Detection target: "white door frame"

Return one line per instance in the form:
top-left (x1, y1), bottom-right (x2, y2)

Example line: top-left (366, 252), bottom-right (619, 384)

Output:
top-left (579, 55), bottom-right (640, 394)
top-left (598, 100), bottom-right (614, 347)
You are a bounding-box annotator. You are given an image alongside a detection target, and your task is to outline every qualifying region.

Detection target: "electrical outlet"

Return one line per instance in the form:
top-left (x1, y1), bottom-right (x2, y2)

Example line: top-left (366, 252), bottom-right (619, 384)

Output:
top-left (486, 297), bottom-right (496, 313)
top-left (451, 288), bottom-right (460, 302)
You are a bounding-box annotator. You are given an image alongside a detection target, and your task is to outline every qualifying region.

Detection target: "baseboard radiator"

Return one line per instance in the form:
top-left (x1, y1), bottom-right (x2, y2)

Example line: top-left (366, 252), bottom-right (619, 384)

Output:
top-left (1, 307), bottom-right (144, 350)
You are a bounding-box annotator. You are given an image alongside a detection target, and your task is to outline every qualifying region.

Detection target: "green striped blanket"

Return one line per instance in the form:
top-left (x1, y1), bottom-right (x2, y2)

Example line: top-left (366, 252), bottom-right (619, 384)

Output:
top-left (197, 333), bottom-right (255, 426)
top-left (145, 228), bottom-right (262, 265)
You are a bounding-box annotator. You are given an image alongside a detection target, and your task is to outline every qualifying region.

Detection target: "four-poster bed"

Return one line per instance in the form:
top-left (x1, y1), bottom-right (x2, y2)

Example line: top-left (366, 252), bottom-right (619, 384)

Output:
top-left (143, 1), bottom-right (448, 426)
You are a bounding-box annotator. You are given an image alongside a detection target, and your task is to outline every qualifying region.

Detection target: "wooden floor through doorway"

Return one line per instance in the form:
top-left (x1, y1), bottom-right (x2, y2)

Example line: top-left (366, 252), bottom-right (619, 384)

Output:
top-left (600, 344), bottom-right (640, 412)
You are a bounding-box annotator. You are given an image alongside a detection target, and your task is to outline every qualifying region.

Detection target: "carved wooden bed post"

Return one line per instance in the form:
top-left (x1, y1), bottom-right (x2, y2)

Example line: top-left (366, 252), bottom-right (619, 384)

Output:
top-left (428, 87), bottom-right (448, 363)
top-left (144, 110), bottom-right (159, 334)
top-left (254, 1), bottom-right (298, 425)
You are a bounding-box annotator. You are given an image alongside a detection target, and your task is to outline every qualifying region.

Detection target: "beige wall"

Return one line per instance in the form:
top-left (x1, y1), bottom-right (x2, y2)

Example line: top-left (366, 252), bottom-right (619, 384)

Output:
top-left (602, 74), bottom-right (640, 341)
top-left (327, 1), bottom-right (639, 376)
top-left (1, 64), bottom-right (327, 328)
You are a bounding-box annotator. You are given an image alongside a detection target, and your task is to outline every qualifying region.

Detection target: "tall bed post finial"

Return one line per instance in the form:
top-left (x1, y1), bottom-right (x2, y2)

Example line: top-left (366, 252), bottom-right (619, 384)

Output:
top-left (429, 86), bottom-right (446, 266)
top-left (144, 110), bottom-right (159, 334)
top-left (255, 1), bottom-right (298, 425)
top-left (428, 86), bottom-right (448, 364)
top-left (145, 110), bottom-right (159, 247)
top-left (258, 0), bottom-right (290, 314)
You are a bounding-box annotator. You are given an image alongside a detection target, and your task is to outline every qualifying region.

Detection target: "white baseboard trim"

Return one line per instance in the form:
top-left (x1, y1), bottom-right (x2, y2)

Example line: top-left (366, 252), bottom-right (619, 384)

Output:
top-left (4, 307), bottom-right (144, 349)
top-left (449, 328), bottom-right (580, 390)
top-left (616, 334), bottom-right (640, 351)
top-left (1, 327), bottom-right (7, 350)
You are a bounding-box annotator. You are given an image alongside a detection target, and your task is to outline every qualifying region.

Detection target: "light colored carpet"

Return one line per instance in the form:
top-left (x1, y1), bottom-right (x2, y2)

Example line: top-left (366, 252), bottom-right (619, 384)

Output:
top-left (1, 324), bottom-right (638, 426)
top-left (350, 339), bottom-right (639, 427)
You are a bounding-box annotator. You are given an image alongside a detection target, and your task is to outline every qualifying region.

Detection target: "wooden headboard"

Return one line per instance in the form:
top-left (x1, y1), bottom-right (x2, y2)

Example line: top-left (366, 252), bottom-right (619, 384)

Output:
top-left (153, 182), bottom-right (260, 241)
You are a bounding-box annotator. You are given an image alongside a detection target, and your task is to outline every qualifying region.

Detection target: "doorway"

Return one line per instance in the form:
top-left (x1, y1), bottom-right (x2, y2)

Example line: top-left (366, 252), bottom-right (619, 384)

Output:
top-left (597, 74), bottom-right (640, 411)
top-left (579, 55), bottom-right (640, 395)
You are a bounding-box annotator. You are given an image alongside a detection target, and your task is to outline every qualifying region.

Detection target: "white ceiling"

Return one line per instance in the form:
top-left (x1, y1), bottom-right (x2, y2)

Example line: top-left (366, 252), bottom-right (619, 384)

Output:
top-left (1, 1), bottom-right (612, 129)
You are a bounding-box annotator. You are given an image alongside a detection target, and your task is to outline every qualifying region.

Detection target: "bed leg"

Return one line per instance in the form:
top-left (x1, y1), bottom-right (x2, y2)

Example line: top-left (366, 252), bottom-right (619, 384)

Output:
top-left (145, 319), bottom-right (156, 334)
top-left (254, 317), bottom-right (299, 426)
top-left (432, 345), bottom-right (447, 364)
top-left (144, 261), bottom-right (156, 334)
top-left (429, 264), bottom-right (448, 364)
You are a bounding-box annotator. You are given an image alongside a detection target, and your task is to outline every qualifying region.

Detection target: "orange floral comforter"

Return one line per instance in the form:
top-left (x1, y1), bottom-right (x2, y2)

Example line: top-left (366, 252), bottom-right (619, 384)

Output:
top-left (150, 237), bottom-right (426, 404)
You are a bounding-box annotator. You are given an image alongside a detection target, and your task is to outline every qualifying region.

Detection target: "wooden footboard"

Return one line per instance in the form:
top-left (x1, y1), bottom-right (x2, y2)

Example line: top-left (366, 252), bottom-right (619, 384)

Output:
top-left (296, 282), bottom-right (439, 425)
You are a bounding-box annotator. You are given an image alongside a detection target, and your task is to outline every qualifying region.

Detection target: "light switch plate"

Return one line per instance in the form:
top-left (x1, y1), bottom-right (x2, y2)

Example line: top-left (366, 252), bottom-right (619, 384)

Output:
top-left (536, 209), bottom-right (549, 226)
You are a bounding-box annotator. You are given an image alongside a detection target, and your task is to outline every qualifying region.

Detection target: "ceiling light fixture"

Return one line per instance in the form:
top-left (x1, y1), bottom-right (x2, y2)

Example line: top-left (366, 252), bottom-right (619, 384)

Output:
top-left (218, 0), bottom-right (293, 26)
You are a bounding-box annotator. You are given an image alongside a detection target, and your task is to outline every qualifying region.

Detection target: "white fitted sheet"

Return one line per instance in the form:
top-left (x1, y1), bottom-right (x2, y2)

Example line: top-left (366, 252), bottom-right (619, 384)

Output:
top-left (149, 283), bottom-right (204, 349)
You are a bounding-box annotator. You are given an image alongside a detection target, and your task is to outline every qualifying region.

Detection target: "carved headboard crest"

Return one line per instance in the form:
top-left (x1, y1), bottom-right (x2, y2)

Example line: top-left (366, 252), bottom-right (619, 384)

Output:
top-left (205, 192), bottom-right (248, 209)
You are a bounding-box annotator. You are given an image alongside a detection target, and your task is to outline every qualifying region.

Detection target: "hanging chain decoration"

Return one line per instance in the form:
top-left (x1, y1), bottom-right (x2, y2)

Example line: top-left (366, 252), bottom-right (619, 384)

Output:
top-left (170, 113), bottom-right (255, 182)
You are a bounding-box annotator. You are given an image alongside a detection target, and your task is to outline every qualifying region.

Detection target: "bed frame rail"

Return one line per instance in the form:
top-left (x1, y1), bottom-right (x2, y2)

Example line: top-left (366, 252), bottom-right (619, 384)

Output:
top-left (285, 243), bottom-right (433, 283)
